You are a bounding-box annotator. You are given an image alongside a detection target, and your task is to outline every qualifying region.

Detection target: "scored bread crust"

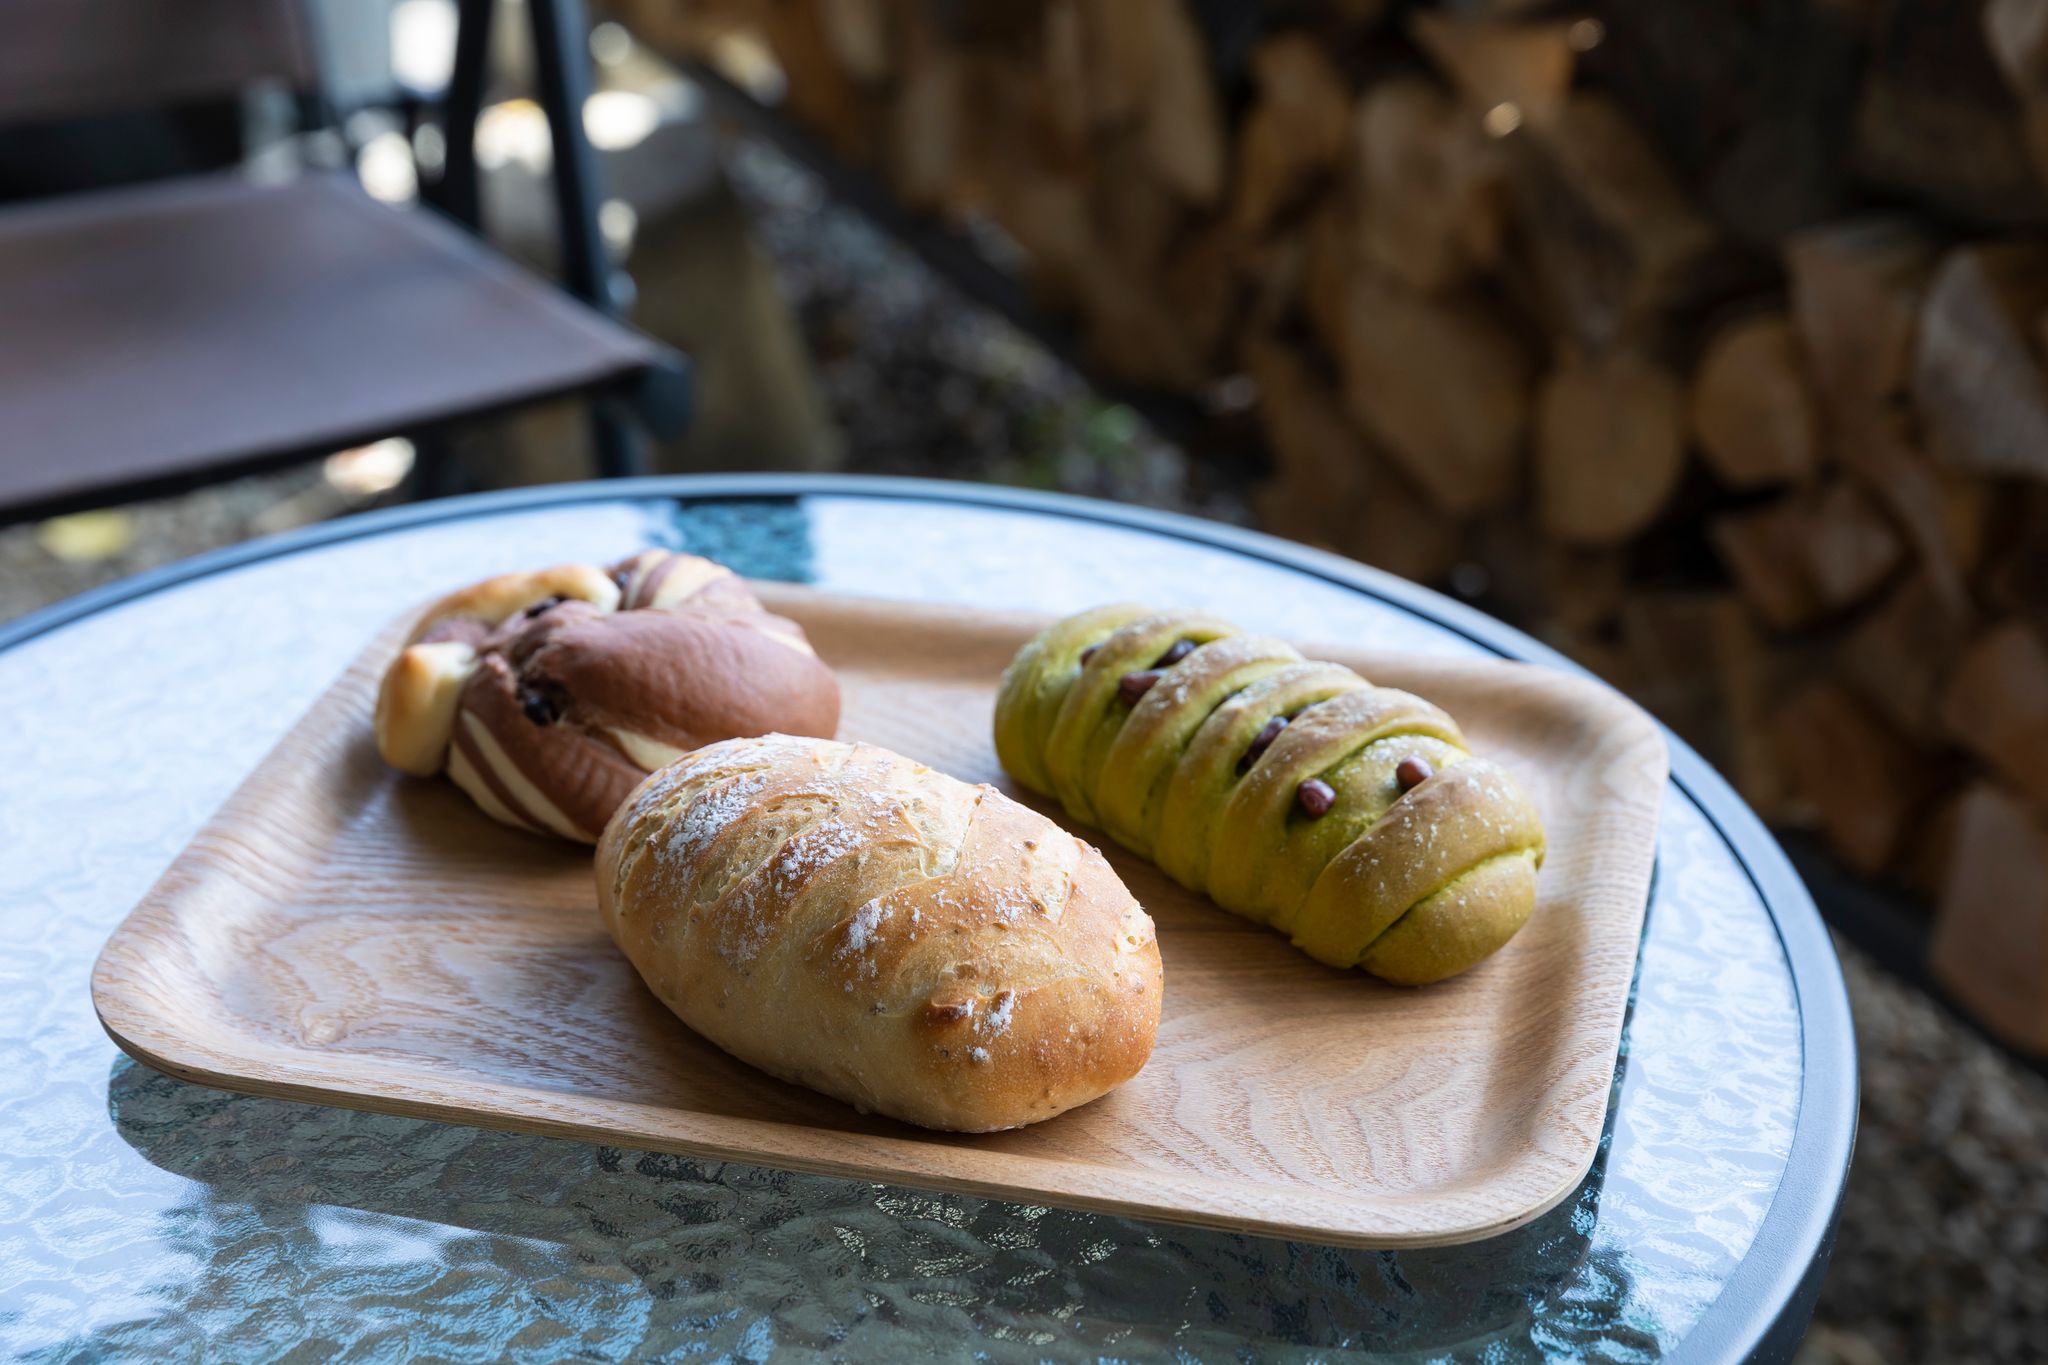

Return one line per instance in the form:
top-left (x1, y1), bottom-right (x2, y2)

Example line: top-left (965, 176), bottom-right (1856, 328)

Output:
top-left (596, 735), bottom-right (1164, 1132)
top-left (994, 607), bottom-right (1546, 985)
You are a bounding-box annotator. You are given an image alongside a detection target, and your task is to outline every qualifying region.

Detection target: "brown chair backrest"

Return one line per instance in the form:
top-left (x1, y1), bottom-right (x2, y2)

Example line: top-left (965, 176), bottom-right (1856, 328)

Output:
top-left (0, 0), bottom-right (319, 127)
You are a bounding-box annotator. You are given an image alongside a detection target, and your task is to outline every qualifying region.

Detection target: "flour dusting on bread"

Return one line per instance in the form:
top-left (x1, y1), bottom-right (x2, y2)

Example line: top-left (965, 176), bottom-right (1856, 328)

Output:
top-left (595, 734), bottom-right (1163, 1132)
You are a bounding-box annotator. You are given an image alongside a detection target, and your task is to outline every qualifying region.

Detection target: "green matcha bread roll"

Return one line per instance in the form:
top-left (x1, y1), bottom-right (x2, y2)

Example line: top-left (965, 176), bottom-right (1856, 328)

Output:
top-left (994, 606), bottom-right (1545, 984)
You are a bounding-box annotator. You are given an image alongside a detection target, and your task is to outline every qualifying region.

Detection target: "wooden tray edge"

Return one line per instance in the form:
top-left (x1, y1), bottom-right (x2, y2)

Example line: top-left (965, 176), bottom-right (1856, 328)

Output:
top-left (89, 947), bottom-right (1601, 1250)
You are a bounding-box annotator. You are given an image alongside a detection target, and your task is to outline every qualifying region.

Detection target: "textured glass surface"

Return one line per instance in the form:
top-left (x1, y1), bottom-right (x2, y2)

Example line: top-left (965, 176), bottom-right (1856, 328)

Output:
top-left (0, 495), bottom-right (1803, 1360)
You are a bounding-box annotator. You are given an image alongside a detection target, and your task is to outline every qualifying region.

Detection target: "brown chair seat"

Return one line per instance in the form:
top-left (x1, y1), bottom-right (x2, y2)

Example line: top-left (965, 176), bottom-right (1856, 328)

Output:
top-left (0, 170), bottom-right (664, 517)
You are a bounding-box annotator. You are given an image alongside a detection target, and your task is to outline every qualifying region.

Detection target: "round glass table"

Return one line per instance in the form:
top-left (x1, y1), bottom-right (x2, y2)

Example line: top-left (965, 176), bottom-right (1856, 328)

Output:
top-left (0, 476), bottom-right (1854, 1362)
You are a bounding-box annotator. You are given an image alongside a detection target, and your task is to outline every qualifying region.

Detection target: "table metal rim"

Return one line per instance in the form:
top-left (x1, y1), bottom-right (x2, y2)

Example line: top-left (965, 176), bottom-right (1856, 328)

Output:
top-left (0, 472), bottom-right (1856, 1362)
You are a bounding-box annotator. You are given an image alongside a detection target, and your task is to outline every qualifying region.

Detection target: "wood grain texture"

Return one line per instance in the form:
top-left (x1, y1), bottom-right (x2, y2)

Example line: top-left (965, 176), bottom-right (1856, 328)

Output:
top-left (91, 586), bottom-right (1666, 1248)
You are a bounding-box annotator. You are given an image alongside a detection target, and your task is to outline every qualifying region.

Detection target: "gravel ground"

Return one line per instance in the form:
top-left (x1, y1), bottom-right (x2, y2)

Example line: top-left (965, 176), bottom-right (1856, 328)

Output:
top-left (1808, 944), bottom-right (2048, 1363)
top-left (5, 130), bottom-right (2045, 1362)
top-left (0, 465), bottom-right (339, 623)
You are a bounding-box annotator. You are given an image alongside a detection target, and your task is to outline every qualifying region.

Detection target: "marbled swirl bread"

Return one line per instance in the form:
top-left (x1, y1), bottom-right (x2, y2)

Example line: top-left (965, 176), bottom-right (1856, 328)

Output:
top-left (374, 551), bottom-right (839, 842)
top-left (596, 735), bottom-right (1163, 1131)
top-left (995, 605), bottom-right (1545, 984)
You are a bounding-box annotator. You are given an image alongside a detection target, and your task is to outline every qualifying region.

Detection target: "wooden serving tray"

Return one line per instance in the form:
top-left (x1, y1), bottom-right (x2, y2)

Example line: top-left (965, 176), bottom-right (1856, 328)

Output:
top-left (93, 586), bottom-right (1666, 1248)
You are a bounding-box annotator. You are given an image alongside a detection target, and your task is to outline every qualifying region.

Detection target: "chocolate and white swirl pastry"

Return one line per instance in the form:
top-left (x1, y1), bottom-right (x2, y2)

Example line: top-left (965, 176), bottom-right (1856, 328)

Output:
top-left (374, 551), bottom-right (839, 842)
top-left (994, 605), bottom-right (1545, 984)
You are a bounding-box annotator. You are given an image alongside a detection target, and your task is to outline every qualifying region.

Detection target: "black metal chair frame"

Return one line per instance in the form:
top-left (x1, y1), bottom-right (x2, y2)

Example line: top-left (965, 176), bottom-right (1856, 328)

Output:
top-left (0, 0), bottom-right (688, 526)
top-left (426, 0), bottom-right (690, 481)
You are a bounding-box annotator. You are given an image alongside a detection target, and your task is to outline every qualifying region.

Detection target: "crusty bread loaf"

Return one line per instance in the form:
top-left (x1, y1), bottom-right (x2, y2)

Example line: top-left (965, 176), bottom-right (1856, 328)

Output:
top-left (596, 734), bottom-right (1164, 1131)
top-left (374, 551), bottom-right (840, 842)
top-left (995, 606), bottom-right (1545, 984)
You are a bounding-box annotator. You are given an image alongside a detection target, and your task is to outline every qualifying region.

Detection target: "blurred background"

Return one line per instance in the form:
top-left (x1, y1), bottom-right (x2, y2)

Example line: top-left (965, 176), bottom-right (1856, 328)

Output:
top-left (2, 1), bottom-right (2046, 1358)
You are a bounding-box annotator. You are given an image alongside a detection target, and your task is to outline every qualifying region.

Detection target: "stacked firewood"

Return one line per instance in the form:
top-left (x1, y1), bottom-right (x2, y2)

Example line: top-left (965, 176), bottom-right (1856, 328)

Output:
top-left (614, 0), bottom-right (2048, 1050)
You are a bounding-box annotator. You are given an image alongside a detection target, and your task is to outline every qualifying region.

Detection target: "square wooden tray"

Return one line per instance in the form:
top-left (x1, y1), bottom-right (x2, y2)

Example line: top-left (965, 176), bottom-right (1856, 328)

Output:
top-left (93, 585), bottom-right (1666, 1249)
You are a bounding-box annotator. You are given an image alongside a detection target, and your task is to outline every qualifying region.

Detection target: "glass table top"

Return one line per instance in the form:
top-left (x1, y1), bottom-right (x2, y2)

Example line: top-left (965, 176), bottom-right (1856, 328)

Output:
top-left (0, 481), bottom-right (1849, 1361)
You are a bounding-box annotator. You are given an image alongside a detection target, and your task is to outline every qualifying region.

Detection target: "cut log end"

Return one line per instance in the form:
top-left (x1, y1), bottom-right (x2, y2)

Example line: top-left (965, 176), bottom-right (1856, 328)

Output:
top-left (1690, 312), bottom-right (1822, 489)
top-left (1931, 783), bottom-right (2048, 1054)
top-left (1776, 681), bottom-right (1928, 877)
top-left (1535, 351), bottom-right (1687, 546)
